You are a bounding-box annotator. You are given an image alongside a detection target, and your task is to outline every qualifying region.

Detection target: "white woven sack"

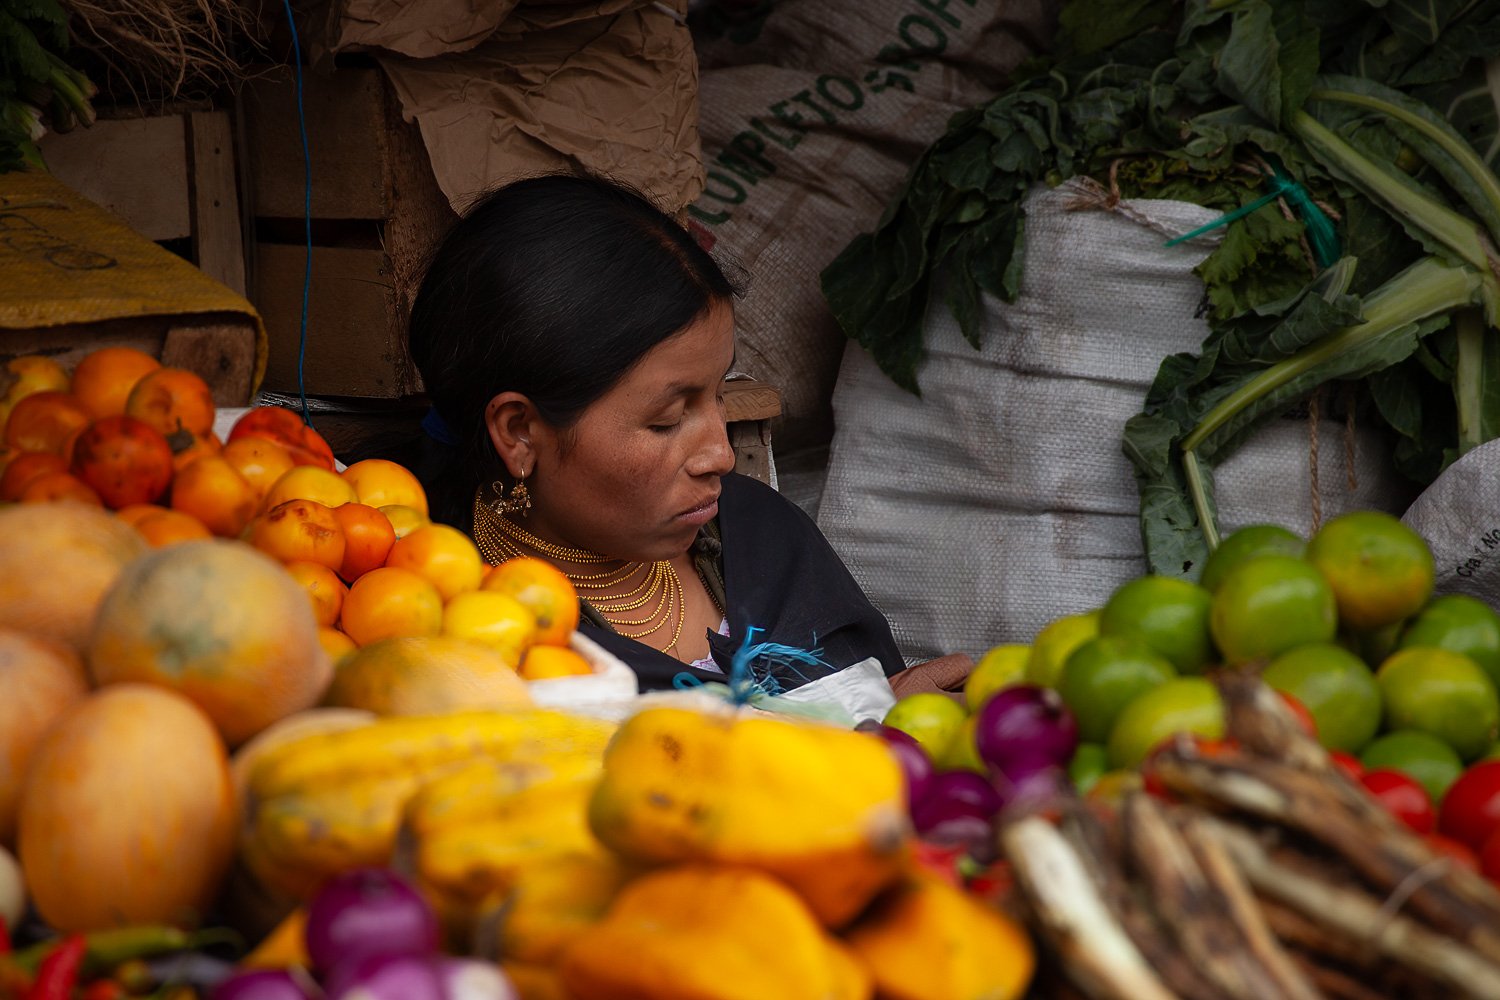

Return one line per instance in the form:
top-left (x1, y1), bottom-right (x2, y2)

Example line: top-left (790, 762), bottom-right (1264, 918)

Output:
top-left (817, 181), bottom-right (1411, 662)
top-left (1403, 438), bottom-right (1500, 608)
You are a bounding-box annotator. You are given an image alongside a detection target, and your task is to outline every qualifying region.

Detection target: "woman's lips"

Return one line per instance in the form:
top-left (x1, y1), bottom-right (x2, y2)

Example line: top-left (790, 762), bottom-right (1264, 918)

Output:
top-left (676, 498), bottom-right (720, 526)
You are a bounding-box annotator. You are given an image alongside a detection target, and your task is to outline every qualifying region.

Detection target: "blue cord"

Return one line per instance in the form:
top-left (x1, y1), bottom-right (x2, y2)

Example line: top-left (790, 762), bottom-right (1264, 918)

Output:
top-left (281, 0), bottom-right (314, 426)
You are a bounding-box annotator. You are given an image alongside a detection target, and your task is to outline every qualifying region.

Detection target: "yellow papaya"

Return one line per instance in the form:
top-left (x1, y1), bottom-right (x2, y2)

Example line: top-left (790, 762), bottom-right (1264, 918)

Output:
top-left (240, 907), bottom-right (310, 969)
top-left (587, 708), bottom-right (908, 926)
top-left (324, 636), bottom-right (533, 716)
top-left (558, 865), bottom-right (871, 1000)
top-left (493, 852), bottom-right (633, 965)
top-left (403, 755), bottom-right (601, 843)
top-left (842, 878), bottom-right (1034, 1000)
top-left (503, 961), bottom-right (577, 1000)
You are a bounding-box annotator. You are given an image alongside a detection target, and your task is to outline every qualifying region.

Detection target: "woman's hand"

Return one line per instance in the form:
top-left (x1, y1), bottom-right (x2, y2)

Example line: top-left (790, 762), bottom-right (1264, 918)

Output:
top-left (888, 652), bottom-right (975, 700)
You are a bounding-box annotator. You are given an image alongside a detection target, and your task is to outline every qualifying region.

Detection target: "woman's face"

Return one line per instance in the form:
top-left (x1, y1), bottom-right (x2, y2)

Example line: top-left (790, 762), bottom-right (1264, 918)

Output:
top-left (519, 300), bottom-right (738, 562)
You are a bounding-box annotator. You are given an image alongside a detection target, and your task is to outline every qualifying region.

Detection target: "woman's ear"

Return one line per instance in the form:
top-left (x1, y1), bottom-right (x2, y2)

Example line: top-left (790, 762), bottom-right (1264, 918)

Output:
top-left (484, 392), bottom-right (540, 479)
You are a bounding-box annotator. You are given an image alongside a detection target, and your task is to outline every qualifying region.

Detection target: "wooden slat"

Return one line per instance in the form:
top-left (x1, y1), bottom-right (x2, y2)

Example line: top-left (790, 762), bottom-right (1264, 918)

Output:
top-left (722, 378), bottom-right (781, 422)
top-left (188, 111), bottom-right (247, 295)
top-left (38, 116), bottom-right (190, 240)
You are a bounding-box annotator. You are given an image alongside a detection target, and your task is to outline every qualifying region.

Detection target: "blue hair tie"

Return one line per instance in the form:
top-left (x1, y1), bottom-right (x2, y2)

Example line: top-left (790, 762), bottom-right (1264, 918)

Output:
top-left (421, 406), bottom-right (458, 446)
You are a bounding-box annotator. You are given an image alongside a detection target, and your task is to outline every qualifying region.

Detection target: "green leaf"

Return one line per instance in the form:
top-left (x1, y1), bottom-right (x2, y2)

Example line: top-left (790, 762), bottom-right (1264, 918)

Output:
top-left (1057, 0), bottom-right (1175, 57)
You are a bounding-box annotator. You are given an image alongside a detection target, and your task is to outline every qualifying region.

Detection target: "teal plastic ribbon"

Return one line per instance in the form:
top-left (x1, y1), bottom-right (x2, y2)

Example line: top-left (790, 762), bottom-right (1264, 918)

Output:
top-left (1165, 163), bottom-right (1341, 269)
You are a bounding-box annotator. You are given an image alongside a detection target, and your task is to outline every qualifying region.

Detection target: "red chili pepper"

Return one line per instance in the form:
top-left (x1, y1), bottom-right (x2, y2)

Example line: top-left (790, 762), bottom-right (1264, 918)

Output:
top-left (0, 916), bottom-right (11, 956)
top-left (26, 935), bottom-right (86, 1000)
top-left (79, 981), bottom-right (128, 1000)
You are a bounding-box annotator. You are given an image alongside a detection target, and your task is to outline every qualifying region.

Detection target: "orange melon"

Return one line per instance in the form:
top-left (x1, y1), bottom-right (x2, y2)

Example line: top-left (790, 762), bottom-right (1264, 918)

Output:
top-left (18, 684), bottom-right (236, 931)
top-left (87, 540), bottom-right (331, 746)
top-left (325, 635), bottom-right (533, 716)
top-left (0, 630), bottom-right (89, 847)
top-left (0, 503), bottom-right (147, 650)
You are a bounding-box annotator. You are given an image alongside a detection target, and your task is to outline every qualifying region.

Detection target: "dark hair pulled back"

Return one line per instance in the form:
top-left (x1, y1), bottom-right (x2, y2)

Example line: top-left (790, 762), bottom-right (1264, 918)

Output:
top-left (404, 174), bottom-right (737, 528)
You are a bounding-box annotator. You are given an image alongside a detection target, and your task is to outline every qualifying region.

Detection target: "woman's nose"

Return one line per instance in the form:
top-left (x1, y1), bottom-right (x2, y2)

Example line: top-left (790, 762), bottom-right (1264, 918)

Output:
top-left (690, 412), bottom-right (736, 477)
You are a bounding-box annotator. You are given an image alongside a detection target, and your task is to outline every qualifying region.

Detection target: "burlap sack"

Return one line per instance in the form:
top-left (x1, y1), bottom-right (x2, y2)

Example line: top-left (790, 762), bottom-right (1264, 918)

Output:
top-left (815, 182), bottom-right (1413, 662)
top-left (1403, 439), bottom-right (1500, 608)
top-left (690, 0), bottom-right (1056, 480)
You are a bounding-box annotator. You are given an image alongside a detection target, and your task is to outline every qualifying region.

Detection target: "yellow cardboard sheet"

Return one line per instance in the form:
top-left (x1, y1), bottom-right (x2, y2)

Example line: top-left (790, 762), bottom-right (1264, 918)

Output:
top-left (0, 170), bottom-right (267, 394)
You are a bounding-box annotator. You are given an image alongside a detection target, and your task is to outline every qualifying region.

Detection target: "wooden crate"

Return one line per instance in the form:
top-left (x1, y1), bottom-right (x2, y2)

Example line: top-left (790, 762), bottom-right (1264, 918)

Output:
top-left (241, 65), bottom-right (457, 399)
top-left (38, 108), bottom-right (246, 296)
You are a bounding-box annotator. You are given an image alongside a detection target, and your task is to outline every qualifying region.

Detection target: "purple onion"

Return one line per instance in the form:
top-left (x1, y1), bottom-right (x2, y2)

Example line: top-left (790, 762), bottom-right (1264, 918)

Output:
top-left (872, 724), bottom-right (936, 807)
top-left (305, 868), bottom-right (439, 973)
top-left (993, 757), bottom-right (1073, 817)
top-left (437, 957), bottom-right (519, 1000)
top-left (974, 685), bottom-right (1078, 772)
top-left (212, 970), bottom-right (312, 1000)
top-left (910, 770), bottom-right (1003, 834)
top-left (323, 953), bottom-right (445, 1000)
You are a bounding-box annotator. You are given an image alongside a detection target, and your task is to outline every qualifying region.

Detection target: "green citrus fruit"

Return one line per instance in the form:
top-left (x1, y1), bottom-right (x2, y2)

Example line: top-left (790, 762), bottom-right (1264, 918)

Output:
top-left (1359, 729), bottom-right (1465, 805)
top-left (1400, 594), bottom-right (1500, 692)
top-left (1067, 743), bottom-right (1109, 795)
top-left (1261, 642), bottom-right (1382, 752)
top-left (1376, 647), bottom-right (1500, 761)
top-left (965, 643), bottom-right (1030, 712)
top-left (1057, 636), bottom-right (1177, 743)
top-left (1099, 576), bottom-right (1213, 674)
top-left (1200, 524), bottom-right (1305, 593)
top-left (938, 714), bottom-right (987, 774)
top-left (883, 692), bottom-right (968, 759)
top-left (1025, 610), bottom-right (1101, 688)
top-left (1306, 511), bottom-right (1435, 631)
top-left (1210, 555), bottom-right (1337, 664)
top-left (1106, 677), bottom-right (1224, 770)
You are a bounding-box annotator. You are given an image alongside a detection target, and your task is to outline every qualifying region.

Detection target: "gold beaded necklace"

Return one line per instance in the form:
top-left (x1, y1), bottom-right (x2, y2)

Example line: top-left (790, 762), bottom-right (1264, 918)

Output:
top-left (471, 489), bottom-right (686, 654)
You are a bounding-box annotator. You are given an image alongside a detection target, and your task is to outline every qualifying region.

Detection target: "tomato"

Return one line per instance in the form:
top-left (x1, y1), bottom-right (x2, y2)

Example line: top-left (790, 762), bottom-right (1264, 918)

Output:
top-left (1329, 750), bottom-right (1365, 781)
top-left (1360, 768), bottom-right (1435, 834)
top-left (1480, 827), bottom-right (1500, 884)
top-left (0, 451), bottom-right (68, 501)
top-left (228, 407), bottom-right (336, 470)
top-left (1276, 691), bottom-right (1319, 738)
top-left (1437, 760), bottom-right (1500, 851)
top-left (1424, 832), bottom-right (1480, 872)
top-left (124, 367), bottom-right (216, 440)
top-left (70, 415), bottom-right (175, 509)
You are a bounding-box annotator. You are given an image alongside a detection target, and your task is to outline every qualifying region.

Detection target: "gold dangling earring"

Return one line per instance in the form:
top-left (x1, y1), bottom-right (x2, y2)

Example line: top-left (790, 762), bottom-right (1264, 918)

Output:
top-left (491, 469), bottom-right (532, 517)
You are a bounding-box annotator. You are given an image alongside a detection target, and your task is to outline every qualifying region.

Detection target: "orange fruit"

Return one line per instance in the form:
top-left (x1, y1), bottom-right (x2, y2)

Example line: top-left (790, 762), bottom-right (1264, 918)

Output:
top-left (87, 540), bottom-right (331, 747)
top-left (220, 437), bottom-right (295, 504)
top-left (171, 455), bottom-right (258, 538)
top-left (340, 459), bottom-right (428, 516)
top-left (338, 567), bottom-right (444, 645)
top-left (134, 508), bottom-right (213, 547)
top-left (4, 392), bottom-right (92, 455)
top-left (70, 415), bottom-right (175, 510)
top-left (481, 557), bottom-right (580, 646)
top-left (20, 471), bottom-right (102, 505)
top-left (0, 451), bottom-right (68, 501)
top-left (114, 503), bottom-right (167, 528)
top-left (324, 636), bottom-right (531, 715)
top-left (169, 432), bottom-right (222, 474)
top-left (248, 499), bottom-right (346, 572)
top-left (124, 367), bottom-right (216, 441)
top-left (0, 356), bottom-right (70, 431)
top-left (317, 627), bottom-right (357, 665)
top-left (379, 504), bottom-right (427, 539)
top-left (227, 407), bottom-right (336, 470)
top-left (262, 465), bottom-right (358, 512)
top-left (285, 560), bottom-right (348, 628)
top-left (519, 645), bottom-right (594, 680)
top-left (385, 523), bottom-right (484, 601)
top-left (441, 590), bottom-right (538, 667)
top-left (1306, 511), bottom-right (1435, 631)
top-left (69, 347), bottom-right (162, 419)
top-left (331, 503), bottom-right (396, 582)
top-left (0, 630), bottom-right (89, 846)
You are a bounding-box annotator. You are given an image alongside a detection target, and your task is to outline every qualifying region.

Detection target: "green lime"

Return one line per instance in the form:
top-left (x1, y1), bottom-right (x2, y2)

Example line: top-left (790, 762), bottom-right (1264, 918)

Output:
top-left (1067, 742), bottom-right (1109, 795)
top-left (1400, 594), bottom-right (1500, 692)
top-left (1261, 642), bottom-right (1382, 752)
top-left (1099, 576), bottom-right (1214, 674)
top-left (937, 714), bottom-right (987, 774)
top-left (1307, 511), bottom-right (1435, 631)
top-left (1057, 636), bottom-right (1177, 743)
top-left (1106, 677), bottom-right (1224, 770)
top-left (1359, 729), bottom-right (1465, 805)
top-left (1025, 610), bottom-right (1101, 688)
top-left (1484, 743), bottom-right (1500, 762)
top-left (1200, 524), bottom-right (1305, 593)
top-left (965, 643), bottom-right (1031, 712)
top-left (1377, 647), bottom-right (1500, 761)
top-left (882, 692), bottom-right (968, 759)
top-left (1210, 555), bottom-right (1337, 664)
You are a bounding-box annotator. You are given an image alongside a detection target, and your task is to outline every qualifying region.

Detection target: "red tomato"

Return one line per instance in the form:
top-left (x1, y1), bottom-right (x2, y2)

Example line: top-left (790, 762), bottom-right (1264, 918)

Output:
top-left (1329, 750), bottom-right (1365, 780)
top-left (1479, 827), bottom-right (1500, 884)
top-left (1360, 768), bottom-right (1435, 834)
top-left (1277, 691), bottom-right (1318, 738)
top-left (1438, 760), bottom-right (1500, 852)
top-left (1425, 833), bottom-right (1481, 872)
top-left (227, 406), bottom-right (336, 470)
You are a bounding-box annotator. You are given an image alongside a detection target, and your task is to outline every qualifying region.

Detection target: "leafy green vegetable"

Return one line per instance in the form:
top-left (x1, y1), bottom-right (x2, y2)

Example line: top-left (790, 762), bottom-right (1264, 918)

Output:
top-left (822, 0), bottom-right (1500, 576)
top-left (1, 0), bottom-right (97, 172)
